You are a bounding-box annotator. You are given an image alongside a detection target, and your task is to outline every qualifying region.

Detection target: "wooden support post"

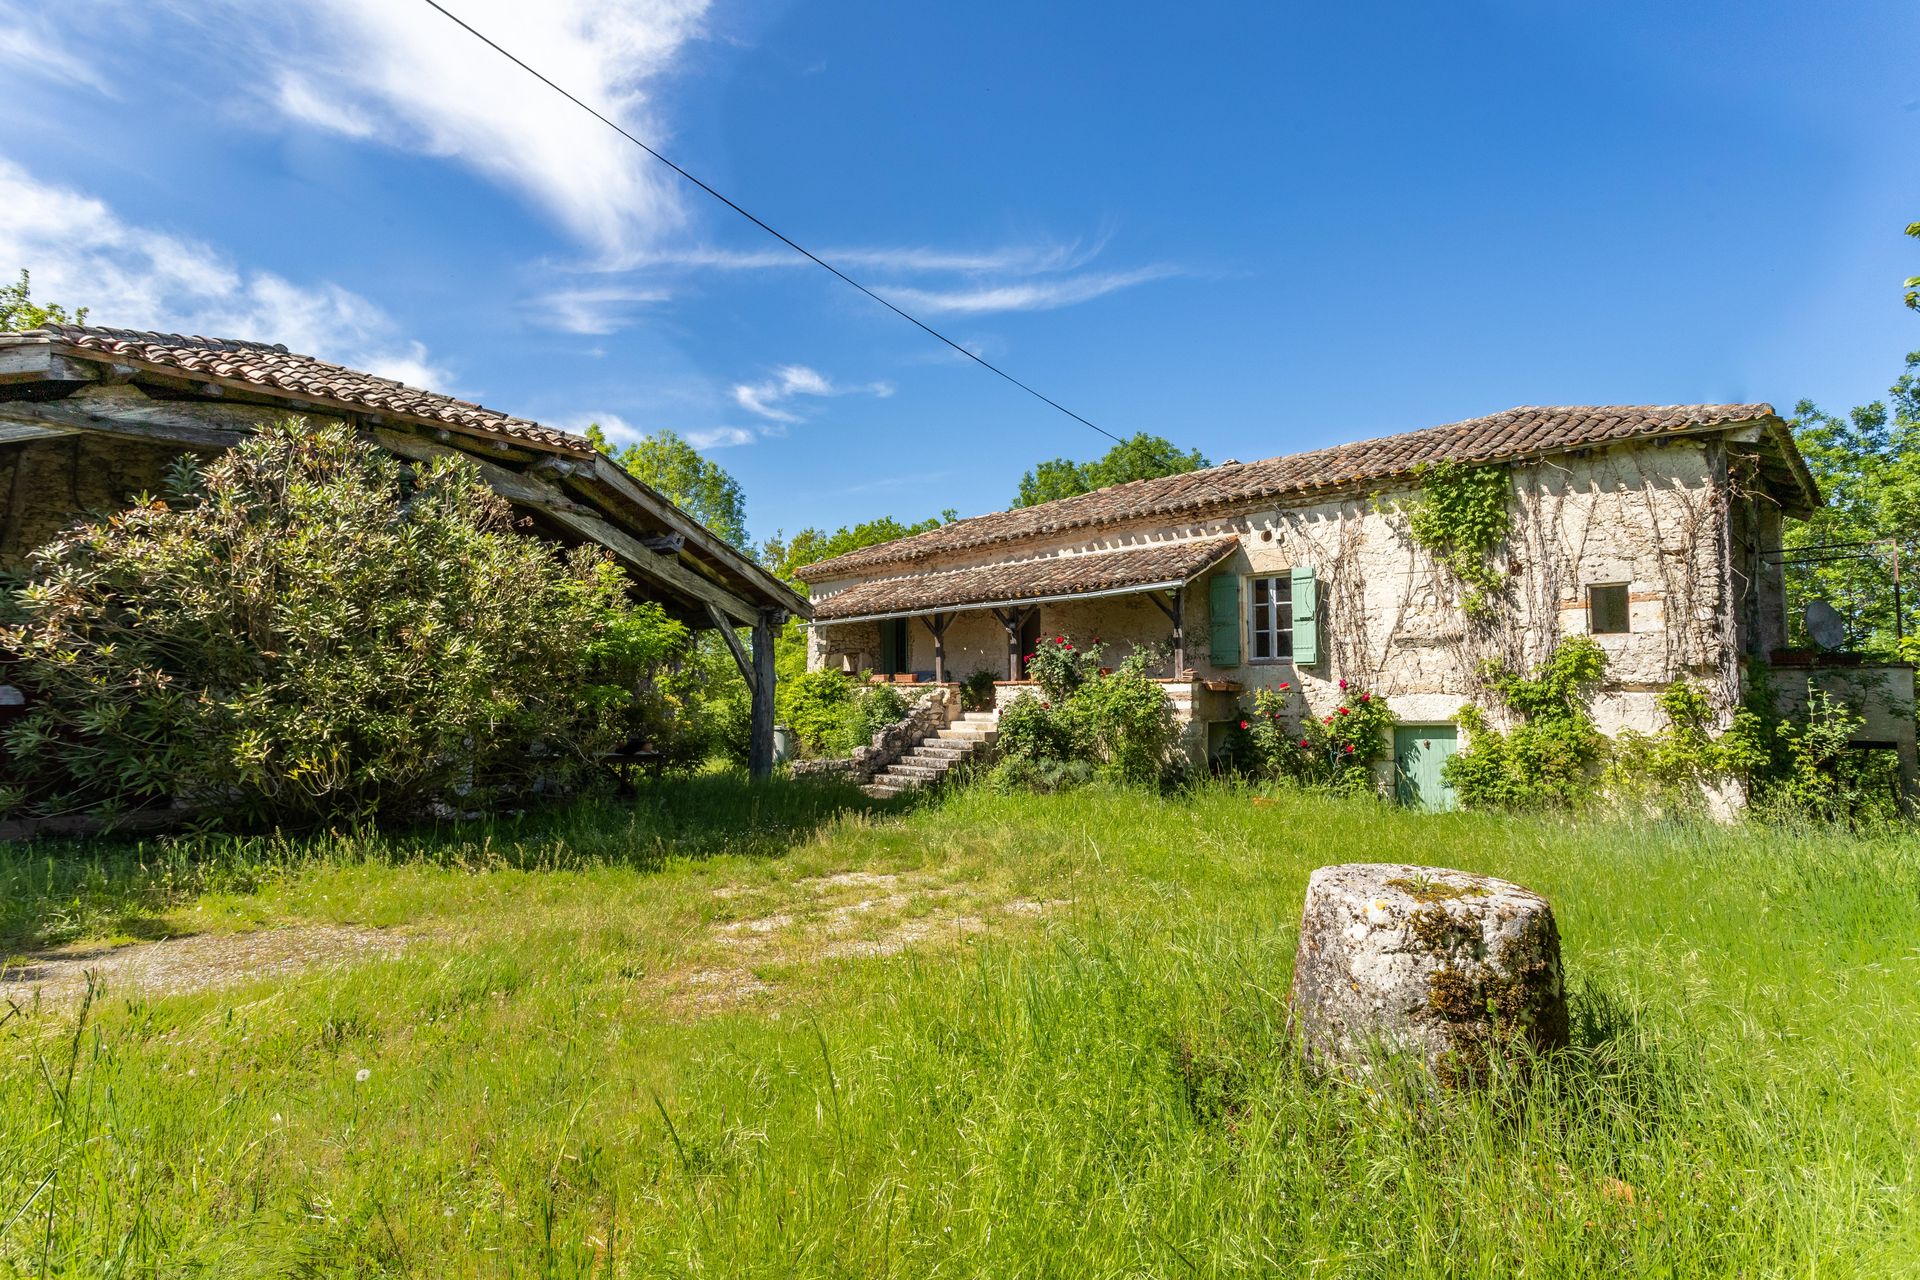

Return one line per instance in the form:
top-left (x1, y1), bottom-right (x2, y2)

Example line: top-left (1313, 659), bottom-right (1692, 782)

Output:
top-left (992, 606), bottom-right (1033, 681)
top-left (749, 608), bottom-right (779, 780)
top-left (922, 612), bottom-right (950, 684)
top-left (1147, 588), bottom-right (1185, 675)
top-left (1172, 588), bottom-right (1185, 676)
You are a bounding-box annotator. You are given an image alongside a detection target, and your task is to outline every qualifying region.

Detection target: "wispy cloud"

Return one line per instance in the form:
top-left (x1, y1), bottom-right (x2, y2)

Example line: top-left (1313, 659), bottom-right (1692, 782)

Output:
top-left (875, 266), bottom-right (1180, 316)
top-left (191, 0), bottom-right (711, 261)
top-left (566, 413), bottom-right (754, 452)
top-left (685, 426), bottom-right (757, 449)
top-left (0, 5), bottom-right (111, 95)
top-left (545, 233), bottom-right (1178, 329)
top-left (0, 157), bottom-right (448, 387)
top-left (534, 284), bottom-right (673, 335)
top-left (732, 364), bottom-right (892, 423)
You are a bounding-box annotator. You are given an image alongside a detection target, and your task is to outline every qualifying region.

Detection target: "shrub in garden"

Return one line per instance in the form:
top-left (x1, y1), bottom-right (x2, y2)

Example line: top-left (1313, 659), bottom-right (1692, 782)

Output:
top-left (1750, 686), bottom-right (1903, 827)
top-left (1025, 632), bottom-right (1104, 703)
top-left (1229, 677), bottom-right (1393, 795)
top-left (0, 419), bottom-right (687, 825)
top-left (960, 667), bottom-right (999, 713)
top-left (990, 642), bottom-right (1181, 789)
top-left (778, 668), bottom-right (858, 755)
top-left (837, 682), bottom-right (908, 754)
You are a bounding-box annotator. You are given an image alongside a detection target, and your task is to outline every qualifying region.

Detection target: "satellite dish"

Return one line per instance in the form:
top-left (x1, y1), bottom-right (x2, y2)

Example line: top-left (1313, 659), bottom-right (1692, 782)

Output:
top-left (1805, 599), bottom-right (1845, 651)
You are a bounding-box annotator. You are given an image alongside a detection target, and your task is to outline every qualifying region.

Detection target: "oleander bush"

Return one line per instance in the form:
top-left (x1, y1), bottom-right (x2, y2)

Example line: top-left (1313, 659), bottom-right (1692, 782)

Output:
top-left (0, 418), bottom-right (689, 825)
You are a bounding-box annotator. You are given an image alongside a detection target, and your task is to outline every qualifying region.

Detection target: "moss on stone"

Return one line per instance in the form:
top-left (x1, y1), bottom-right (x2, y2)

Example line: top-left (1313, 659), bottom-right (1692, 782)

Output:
top-left (1387, 875), bottom-right (1489, 904)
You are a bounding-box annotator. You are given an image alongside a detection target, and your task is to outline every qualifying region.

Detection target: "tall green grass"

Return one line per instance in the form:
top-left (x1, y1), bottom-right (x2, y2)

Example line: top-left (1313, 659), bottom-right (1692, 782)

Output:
top-left (1, 782), bottom-right (1916, 1275)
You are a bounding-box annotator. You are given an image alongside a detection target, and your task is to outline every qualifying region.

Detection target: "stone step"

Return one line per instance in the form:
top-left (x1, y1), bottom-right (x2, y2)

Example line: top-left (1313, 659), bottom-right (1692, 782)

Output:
top-left (886, 761), bottom-right (948, 781)
top-left (936, 727), bottom-right (996, 742)
top-left (862, 783), bottom-right (904, 799)
top-left (912, 742), bottom-right (971, 760)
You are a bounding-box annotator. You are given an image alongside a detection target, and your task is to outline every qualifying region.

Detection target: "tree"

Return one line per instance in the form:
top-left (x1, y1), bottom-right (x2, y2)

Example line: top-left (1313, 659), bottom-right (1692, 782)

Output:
top-left (1784, 351), bottom-right (1920, 657)
top-left (759, 511), bottom-right (953, 586)
top-left (1013, 432), bottom-right (1209, 507)
top-left (0, 269), bottom-right (86, 331)
top-left (1905, 220), bottom-right (1918, 313)
top-left (585, 423), bottom-right (748, 547)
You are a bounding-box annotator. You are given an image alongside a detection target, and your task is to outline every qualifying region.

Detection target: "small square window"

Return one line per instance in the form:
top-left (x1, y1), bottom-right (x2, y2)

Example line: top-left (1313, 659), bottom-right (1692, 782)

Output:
top-left (1588, 584), bottom-right (1630, 634)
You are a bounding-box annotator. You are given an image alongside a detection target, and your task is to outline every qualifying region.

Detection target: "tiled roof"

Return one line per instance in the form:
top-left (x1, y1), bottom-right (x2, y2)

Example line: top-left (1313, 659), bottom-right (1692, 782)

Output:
top-left (797, 404), bottom-right (1779, 582)
top-left (810, 536), bottom-right (1240, 621)
top-left (15, 325), bottom-right (592, 454)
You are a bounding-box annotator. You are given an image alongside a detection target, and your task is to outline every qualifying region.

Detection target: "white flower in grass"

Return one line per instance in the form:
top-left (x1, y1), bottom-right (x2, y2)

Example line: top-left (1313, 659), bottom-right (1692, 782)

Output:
top-left (355, 1068), bottom-right (371, 1083)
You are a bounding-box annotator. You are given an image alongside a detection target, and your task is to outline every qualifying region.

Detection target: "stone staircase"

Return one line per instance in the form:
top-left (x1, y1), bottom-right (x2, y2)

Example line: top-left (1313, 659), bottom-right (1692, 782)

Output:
top-left (863, 710), bottom-right (999, 799)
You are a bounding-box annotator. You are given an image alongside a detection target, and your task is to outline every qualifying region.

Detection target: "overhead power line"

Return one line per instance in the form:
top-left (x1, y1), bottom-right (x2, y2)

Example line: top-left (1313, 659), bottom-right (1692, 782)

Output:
top-left (417, 0), bottom-right (1124, 446)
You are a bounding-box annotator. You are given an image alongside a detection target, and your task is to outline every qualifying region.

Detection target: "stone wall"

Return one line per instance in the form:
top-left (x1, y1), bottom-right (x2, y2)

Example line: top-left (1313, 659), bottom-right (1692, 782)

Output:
top-left (810, 437), bottom-right (1778, 761)
top-left (789, 685), bottom-right (959, 783)
top-left (1, 435), bottom-right (197, 570)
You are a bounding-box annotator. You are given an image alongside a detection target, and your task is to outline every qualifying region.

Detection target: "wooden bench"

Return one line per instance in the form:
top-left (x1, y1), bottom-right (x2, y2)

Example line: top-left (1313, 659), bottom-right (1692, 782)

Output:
top-left (602, 739), bottom-right (666, 795)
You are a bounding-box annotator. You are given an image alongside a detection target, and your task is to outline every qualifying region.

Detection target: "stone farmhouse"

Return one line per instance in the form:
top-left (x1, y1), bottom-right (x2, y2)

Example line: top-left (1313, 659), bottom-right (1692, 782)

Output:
top-left (799, 404), bottom-right (1916, 808)
top-left (0, 325), bottom-right (809, 777)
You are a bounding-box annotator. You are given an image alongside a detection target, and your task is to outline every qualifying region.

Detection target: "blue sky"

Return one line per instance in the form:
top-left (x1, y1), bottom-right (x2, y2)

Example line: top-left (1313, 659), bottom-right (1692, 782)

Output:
top-left (3, 1), bottom-right (1916, 546)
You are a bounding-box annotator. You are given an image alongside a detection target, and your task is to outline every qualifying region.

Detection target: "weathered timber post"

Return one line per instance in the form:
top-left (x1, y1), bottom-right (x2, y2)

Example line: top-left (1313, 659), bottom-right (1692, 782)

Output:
top-left (991, 606), bottom-right (1033, 681)
top-left (1148, 589), bottom-right (1186, 676)
top-left (922, 612), bottom-right (950, 684)
top-left (749, 607), bottom-right (780, 779)
top-left (1289, 863), bottom-right (1568, 1087)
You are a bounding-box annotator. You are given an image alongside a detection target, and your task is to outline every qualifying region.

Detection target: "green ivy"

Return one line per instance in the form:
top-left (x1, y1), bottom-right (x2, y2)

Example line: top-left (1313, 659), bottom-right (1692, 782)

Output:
top-left (1405, 461), bottom-right (1512, 615)
top-left (1605, 680), bottom-right (1768, 816)
top-left (1444, 637), bottom-right (1608, 810)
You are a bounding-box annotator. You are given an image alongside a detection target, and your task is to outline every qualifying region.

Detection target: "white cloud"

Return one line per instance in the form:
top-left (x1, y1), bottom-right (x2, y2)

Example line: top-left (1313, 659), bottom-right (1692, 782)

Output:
top-left (732, 363), bottom-right (891, 422)
top-left (550, 234), bottom-right (1177, 329)
top-left (533, 283), bottom-right (673, 335)
top-left (567, 413), bottom-right (753, 453)
top-left (684, 426), bottom-right (756, 449)
top-left (0, 157), bottom-right (448, 387)
top-left (0, 6), bottom-right (111, 94)
top-left (221, 0), bottom-right (710, 261)
top-left (878, 267), bottom-right (1179, 316)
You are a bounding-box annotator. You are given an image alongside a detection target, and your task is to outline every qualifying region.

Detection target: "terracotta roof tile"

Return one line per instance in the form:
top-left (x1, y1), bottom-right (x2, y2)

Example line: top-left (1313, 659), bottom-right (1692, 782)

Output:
top-left (797, 403), bottom-right (1776, 582)
top-left (811, 536), bottom-right (1240, 621)
top-left (19, 325), bottom-right (592, 454)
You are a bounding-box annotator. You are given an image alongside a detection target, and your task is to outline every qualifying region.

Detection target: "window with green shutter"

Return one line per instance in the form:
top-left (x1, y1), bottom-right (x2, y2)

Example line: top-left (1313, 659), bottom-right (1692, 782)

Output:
top-left (1208, 573), bottom-right (1240, 667)
top-left (1291, 565), bottom-right (1319, 665)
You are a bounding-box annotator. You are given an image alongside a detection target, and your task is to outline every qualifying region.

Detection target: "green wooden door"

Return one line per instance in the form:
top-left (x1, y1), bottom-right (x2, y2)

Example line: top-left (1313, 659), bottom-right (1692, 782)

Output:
top-left (1393, 724), bottom-right (1459, 812)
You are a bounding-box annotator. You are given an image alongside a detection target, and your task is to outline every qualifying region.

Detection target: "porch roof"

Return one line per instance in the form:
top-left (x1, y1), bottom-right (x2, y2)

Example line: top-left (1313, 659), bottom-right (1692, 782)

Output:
top-left (810, 536), bottom-right (1239, 624)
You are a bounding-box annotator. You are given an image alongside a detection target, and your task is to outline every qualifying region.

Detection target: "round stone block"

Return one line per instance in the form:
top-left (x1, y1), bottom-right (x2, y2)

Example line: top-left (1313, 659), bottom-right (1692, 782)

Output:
top-left (1288, 862), bottom-right (1568, 1086)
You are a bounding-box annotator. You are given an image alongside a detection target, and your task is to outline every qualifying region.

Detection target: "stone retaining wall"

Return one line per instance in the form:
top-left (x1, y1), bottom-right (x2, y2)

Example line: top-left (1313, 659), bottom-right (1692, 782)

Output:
top-left (789, 685), bottom-right (960, 784)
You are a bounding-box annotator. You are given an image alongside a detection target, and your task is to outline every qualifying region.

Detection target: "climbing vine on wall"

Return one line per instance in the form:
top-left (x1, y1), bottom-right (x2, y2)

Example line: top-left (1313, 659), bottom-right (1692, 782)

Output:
top-left (1406, 461), bottom-right (1512, 616)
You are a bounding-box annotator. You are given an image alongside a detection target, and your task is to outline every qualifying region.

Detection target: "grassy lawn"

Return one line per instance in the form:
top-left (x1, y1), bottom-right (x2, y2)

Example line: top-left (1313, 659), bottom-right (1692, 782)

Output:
top-left (2, 777), bottom-right (1917, 1276)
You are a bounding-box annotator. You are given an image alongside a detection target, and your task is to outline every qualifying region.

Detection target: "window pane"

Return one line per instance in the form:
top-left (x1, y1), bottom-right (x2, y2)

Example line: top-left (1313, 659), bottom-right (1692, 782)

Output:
top-left (1589, 584), bottom-right (1630, 634)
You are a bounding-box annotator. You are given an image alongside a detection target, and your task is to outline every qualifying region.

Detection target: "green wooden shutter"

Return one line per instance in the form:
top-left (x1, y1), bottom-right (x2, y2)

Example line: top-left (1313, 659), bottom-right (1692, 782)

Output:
top-left (880, 619), bottom-right (901, 674)
top-left (1208, 574), bottom-right (1240, 667)
top-left (1291, 566), bottom-right (1319, 665)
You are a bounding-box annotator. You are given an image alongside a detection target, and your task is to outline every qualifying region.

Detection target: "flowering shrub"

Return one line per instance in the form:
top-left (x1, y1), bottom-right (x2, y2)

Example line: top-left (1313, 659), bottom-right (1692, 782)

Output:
top-left (1228, 677), bottom-right (1393, 795)
top-left (0, 419), bottom-right (683, 825)
top-left (1025, 632), bottom-right (1104, 703)
top-left (991, 640), bottom-right (1181, 789)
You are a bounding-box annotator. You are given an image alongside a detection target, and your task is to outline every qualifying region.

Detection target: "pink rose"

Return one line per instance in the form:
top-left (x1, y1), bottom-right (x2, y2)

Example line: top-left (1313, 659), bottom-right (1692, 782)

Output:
top-left (1338, 706), bottom-right (1350, 716)
top-left (1239, 720), bottom-right (1249, 730)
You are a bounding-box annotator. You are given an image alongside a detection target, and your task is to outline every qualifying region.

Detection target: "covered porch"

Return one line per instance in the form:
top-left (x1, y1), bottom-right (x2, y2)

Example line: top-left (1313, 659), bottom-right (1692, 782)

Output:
top-left (806, 537), bottom-right (1240, 685)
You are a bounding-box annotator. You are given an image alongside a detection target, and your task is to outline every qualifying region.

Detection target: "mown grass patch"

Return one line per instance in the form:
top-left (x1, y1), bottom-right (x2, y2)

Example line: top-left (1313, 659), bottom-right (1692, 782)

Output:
top-left (1, 779), bottom-right (1916, 1275)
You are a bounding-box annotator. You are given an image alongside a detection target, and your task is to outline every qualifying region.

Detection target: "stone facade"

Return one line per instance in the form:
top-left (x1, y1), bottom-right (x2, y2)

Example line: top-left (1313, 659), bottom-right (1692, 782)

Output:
top-left (1, 434), bottom-right (196, 571)
top-left (807, 436), bottom-right (1912, 790)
